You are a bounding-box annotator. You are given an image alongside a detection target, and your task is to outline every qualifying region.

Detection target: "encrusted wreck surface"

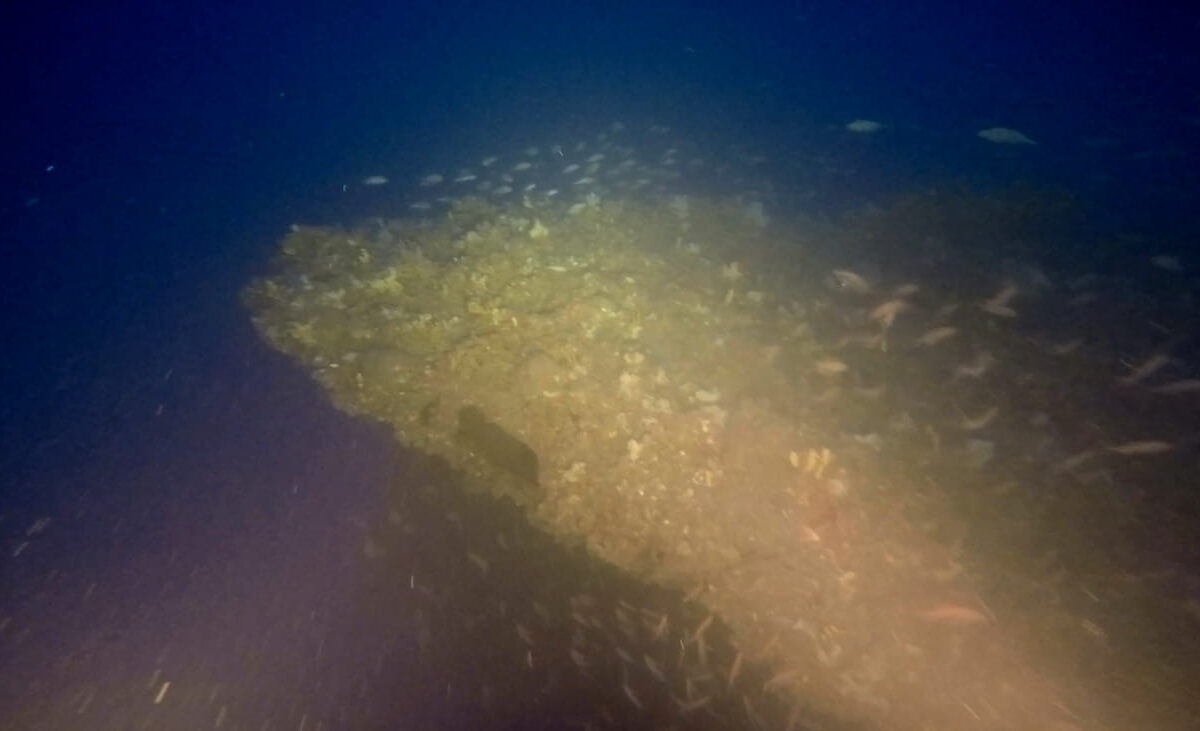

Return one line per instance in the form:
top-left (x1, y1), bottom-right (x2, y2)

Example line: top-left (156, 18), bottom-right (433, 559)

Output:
top-left (244, 196), bottom-right (1100, 729)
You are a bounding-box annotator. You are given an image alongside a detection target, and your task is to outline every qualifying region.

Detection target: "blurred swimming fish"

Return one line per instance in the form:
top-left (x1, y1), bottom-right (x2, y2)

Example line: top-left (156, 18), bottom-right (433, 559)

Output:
top-left (1053, 450), bottom-right (1098, 474)
top-left (1050, 338), bottom-right (1084, 356)
top-left (1105, 440), bottom-right (1172, 455)
top-left (1118, 352), bottom-right (1171, 385)
top-left (1151, 379), bottom-right (1200, 395)
top-left (1150, 255), bottom-right (1183, 273)
top-left (981, 284), bottom-right (1019, 317)
top-left (814, 358), bottom-right (849, 376)
top-left (870, 298), bottom-right (909, 328)
top-left (917, 326), bottom-right (957, 346)
top-left (829, 269), bottom-right (872, 294)
top-left (918, 603), bottom-right (991, 625)
top-left (953, 352), bottom-right (995, 380)
top-left (846, 119), bottom-right (883, 133)
top-left (978, 127), bottom-right (1037, 145)
top-left (959, 406), bottom-right (998, 431)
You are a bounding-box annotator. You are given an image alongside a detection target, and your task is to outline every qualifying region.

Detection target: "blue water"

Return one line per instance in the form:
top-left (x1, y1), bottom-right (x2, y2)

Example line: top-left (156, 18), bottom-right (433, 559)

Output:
top-left (2, 2), bottom-right (1196, 728)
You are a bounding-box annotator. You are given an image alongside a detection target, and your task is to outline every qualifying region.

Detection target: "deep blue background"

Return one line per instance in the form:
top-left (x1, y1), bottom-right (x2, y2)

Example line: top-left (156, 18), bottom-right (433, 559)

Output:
top-left (2, 1), bottom-right (1197, 726)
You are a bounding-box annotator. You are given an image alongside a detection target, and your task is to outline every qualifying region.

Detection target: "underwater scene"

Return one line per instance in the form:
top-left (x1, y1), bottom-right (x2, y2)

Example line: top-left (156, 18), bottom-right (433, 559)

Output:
top-left (3, 3), bottom-right (1198, 730)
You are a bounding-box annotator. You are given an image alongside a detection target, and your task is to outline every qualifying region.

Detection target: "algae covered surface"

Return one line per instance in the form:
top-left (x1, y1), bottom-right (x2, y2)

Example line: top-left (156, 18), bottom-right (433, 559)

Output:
top-left (244, 192), bottom-right (1196, 730)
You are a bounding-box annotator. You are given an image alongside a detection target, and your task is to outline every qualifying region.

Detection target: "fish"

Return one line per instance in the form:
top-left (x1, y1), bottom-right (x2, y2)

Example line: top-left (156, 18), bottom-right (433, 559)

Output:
top-left (959, 406), bottom-right (998, 431)
top-left (833, 331), bottom-right (883, 350)
top-left (953, 352), bottom-right (995, 380)
top-left (1052, 450), bottom-right (1098, 474)
top-left (643, 654), bottom-right (666, 682)
top-left (845, 119), bottom-right (883, 133)
top-left (1117, 352), bottom-right (1171, 385)
top-left (690, 614), bottom-right (714, 644)
top-left (978, 127), bottom-right (1037, 145)
top-left (1151, 379), bottom-right (1200, 395)
top-left (869, 298), bottom-right (909, 328)
top-left (855, 384), bottom-right (886, 399)
top-left (1105, 440), bottom-right (1172, 455)
top-left (814, 358), bottom-right (849, 375)
top-left (934, 303), bottom-right (960, 319)
top-left (649, 612), bottom-right (669, 639)
top-left (466, 551), bottom-right (489, 573)
top-left (418, 173), bottom-right (443, 187)
top-left (916, 326), bottom-right (957, 346)
top-left (919, 603), bottom-right (991, 625)
top-left (828, 268), bottom-right (872, 294)
top-left (515, 623), bottom-right (535, 644)
top-left (1050, 338), bottom-right (1084, 356)
top-left (569, 647), bottom-right (589, 669)
top-left (361, 175), bottom-right (388, 186)
top-left (1150, 255), bottom-right (1183, 273)
top-left (672, 694), bottom-right (711, 713)
top-left (621, 679), bottom-right (643, 709)
top-left (727, 650), bottom-right (744, 687)
top-left (980, 283), bottom-right (1019, 317)
top-left (764, 668), bottom-right (799, 692)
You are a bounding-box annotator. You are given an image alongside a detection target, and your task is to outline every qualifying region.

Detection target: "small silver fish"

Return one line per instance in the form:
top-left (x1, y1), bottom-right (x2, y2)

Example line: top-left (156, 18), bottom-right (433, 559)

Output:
top-left (981, 283), bottom-right (1019, 317)
top-left (1150, 255), bottom-right (1183, 273)
top-left (1052, 450), bottom-right (1098, 474)
top-left (813, 358), bottom-right (849, 375)
top-left (1050, 338), bottom-right (1083, 356)
top-left (954, 352), bottom-right (995, 380)
top-left (643, 654), bottom-right (666, 682)
top-left (621, 679), bottom-right (643, 709)
top-left (869, 298), bottom-right (909, 328)
top-left (1151, 379), bottom-right (1200, 395)
top-left (1105, 440), bottom-right (1172, 455)
top-left (978, 127), bottom-right (1036, 145)
top-left (828, 269), bottom-right (872, 294)
top-left (959, 406), bottom-right (998, 431)
top-left (1118, 352), bottom-right (1171, 385)
top-left (917, 326), bottom-right (957, 346)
